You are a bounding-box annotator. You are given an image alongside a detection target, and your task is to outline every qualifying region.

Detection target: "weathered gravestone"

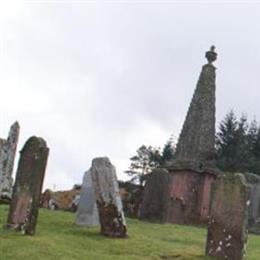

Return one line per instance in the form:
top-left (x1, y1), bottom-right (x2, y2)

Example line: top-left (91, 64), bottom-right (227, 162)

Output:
top-left (75, 170), bottom-right (100, 226)
top-left (244, 172), bottom-right (260, 234)
top-left (139, 168), bottom-right (170, 222)
top-left (0, 122), bottom-right (20, 200)
top-left (206, 173), bottom-right (250, 260)
top-left (6, 136), bottom-right (49, 235)
top-left (90, 157), bottom-right (127, 238)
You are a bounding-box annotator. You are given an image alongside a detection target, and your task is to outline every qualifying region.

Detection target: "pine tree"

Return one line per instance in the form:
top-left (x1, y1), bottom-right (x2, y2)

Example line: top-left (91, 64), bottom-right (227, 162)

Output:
top-left (233, 115), bottom-right (250, 171)
top-left (161, 135), bottom-right (175, 165)
top-left (250, 124), bottom-right (260, 174)
top-left (216, 111), bottom-right (260, 175)
top-left (216, 110), bottom-right (238, 171)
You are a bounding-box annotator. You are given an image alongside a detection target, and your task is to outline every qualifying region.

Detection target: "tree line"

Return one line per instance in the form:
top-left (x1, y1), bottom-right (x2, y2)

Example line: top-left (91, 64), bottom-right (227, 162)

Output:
top-left (126, 111), bottom-right (260, 185)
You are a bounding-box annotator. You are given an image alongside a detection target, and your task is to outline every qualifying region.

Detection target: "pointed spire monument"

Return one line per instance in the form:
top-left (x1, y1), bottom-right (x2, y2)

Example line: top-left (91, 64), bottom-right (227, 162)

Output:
top-left (140, 47), bottom-right (220, 225)
top-left (170, 46), bottom-right (217, 170)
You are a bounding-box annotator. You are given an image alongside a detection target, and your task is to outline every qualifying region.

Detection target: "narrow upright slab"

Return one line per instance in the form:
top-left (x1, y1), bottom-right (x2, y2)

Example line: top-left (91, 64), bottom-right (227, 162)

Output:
top-left (244, 172), bottom-right (260, 234)
top-left (206, 174), bottom-right (250, 260)
top-left (0, 122), bottom-right (20, 199)
top-left (75, 170), bottom-right (100, 226)
top-left (91, 157), bottom-right (127, 238)
top-left (6, 136), bottom-right (49, 235)
top-left (139, 168), bottom-right (170, 222)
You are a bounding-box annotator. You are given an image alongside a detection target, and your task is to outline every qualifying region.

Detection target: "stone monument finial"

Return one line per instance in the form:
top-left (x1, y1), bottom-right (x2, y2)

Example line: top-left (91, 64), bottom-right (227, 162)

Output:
top-left (205, 45), bottom-right (217, 64)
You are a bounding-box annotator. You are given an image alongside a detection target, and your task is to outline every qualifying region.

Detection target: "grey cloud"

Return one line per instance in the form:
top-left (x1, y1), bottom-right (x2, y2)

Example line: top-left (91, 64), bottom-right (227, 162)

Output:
top-left (1, 2), bottom-right (260, 189)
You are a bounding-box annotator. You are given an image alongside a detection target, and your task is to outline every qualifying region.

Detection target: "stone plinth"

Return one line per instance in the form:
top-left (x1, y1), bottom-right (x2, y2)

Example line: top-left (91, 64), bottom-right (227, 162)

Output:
top-left (75, 170), bottom-right (99, 226)
top-left (166, 169), bottom-right (216, 225)
top-left (140, 167), bottom-right (217, 225)
top-left (205, 173), bottom-right (250, 260)
top-left (6, 136), bottom-right (49, 235)
top-left (91, 157), bottom-right (127, 238)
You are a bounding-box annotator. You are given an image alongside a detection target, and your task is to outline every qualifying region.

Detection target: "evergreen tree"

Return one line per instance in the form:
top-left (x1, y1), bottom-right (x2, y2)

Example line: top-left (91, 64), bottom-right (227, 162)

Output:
top-left (216, 111), bottom-right (260, 175)
top-left (249, 124), bottom-right (260, 174)
top-left (216, 111), bottom-right (238, 171)
top-left (233, 115), bottom-right (251, 171)
top-left (161, 135), bottom-right (175, 164)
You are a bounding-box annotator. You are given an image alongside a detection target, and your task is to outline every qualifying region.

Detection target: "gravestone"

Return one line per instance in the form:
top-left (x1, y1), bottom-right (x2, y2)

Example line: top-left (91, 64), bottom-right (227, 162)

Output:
top-left (244, 172), bottom-right (260, 234)
top-left (6, 136), bottom-right (49, 235)
top-left (139, 168), bottom-right (170, 222)
top-left (91, 157), bottom-right (127, 238)
top-left (0, 122), bottom-right (20, 200)
top-left (205, 173), bottom-right (250, 260)
top-left (75, 170), bottom-right (99, 226)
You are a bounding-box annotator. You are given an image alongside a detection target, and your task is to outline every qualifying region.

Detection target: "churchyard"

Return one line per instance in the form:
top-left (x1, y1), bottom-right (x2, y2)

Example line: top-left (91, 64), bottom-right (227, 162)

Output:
top-left (1, 47), bottom-right (260, 259)
top-left (0, 205), bottom-right (259, 260)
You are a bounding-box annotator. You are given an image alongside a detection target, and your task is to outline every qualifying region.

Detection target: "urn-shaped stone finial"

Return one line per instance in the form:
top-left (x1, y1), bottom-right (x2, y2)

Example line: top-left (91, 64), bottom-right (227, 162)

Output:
top-left (205, 46), bottom-right (217, 64)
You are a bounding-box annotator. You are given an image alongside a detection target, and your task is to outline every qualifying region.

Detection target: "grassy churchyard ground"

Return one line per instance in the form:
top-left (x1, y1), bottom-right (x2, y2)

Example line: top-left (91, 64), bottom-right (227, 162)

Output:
top-left (0, 205), bottom-right (260, 260)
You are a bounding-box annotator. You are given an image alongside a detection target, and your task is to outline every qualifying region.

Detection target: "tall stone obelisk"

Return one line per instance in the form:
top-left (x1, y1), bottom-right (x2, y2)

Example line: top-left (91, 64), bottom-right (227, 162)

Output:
top-left (171, 46), bottom-right (217, 170)
top-left (140, 47), bottom-right (219, 225)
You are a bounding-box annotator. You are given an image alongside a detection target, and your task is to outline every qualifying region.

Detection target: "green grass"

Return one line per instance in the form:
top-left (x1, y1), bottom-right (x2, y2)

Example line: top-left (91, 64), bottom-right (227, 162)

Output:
top-left (0, 205), bottom-right (259, 260)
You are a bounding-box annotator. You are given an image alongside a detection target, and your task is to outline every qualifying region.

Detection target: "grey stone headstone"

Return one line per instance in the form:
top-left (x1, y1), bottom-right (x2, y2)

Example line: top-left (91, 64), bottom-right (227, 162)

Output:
top-left (205, 173), bottom-right (250, 260)
top-left (139, 168), bottom-right (170, 222)
top-left (75, 170), bottom-right (99, 226)
top-left (91, 157), bottom-right (127, 238)
top-left (6, 136), bottom-right (49, 235)
top-left (0, 122), bottom-right (19, 199)
top-left (244, 172), bottom-right (260, 234)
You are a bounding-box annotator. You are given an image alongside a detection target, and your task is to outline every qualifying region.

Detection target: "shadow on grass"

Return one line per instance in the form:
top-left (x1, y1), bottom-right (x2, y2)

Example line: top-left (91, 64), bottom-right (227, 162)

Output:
top-left (160, 254), bottom-right (213, 260)
top-left (162, 237), bottom-right (204, 247)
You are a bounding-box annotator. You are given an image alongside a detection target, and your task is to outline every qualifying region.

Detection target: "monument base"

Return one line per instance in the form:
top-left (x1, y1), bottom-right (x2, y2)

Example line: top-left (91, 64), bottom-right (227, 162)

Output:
top-left (140, 163), bottom-right (220, 225)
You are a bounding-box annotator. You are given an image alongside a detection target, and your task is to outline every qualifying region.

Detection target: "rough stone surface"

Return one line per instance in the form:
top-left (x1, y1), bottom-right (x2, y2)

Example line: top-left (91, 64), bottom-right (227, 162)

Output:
top-left (75, 170), bottom-right (100, 226)
top-left (244, 172), bottom-right (260, 234)
top-left (140, 169), bottom-right (217, 224)
top-left (139, 168), bottom-right (171, 222)
top-left (0, 122), bottom-right (20, 200)
top-left (91, 157), bottom-right (127, 238)
top-left (40, 186), bottom-right (81, 211)
top-left (118, 182), bottom-right (143, 218)
top-left (170, 47), bottom-right (217, 170)
top-left (6, 136), bottom-right (49, 235)
top-left (205, 173), bottom-right (250, 260)
top-left (166, 170), bottom-right (216, 225)
top-left (151, 47), bottom-right (219, 226)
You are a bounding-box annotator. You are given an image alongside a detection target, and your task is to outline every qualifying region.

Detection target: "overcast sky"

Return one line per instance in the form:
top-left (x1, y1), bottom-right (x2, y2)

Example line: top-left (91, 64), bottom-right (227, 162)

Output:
top-left (1, 1), bottom-right (260, 190)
